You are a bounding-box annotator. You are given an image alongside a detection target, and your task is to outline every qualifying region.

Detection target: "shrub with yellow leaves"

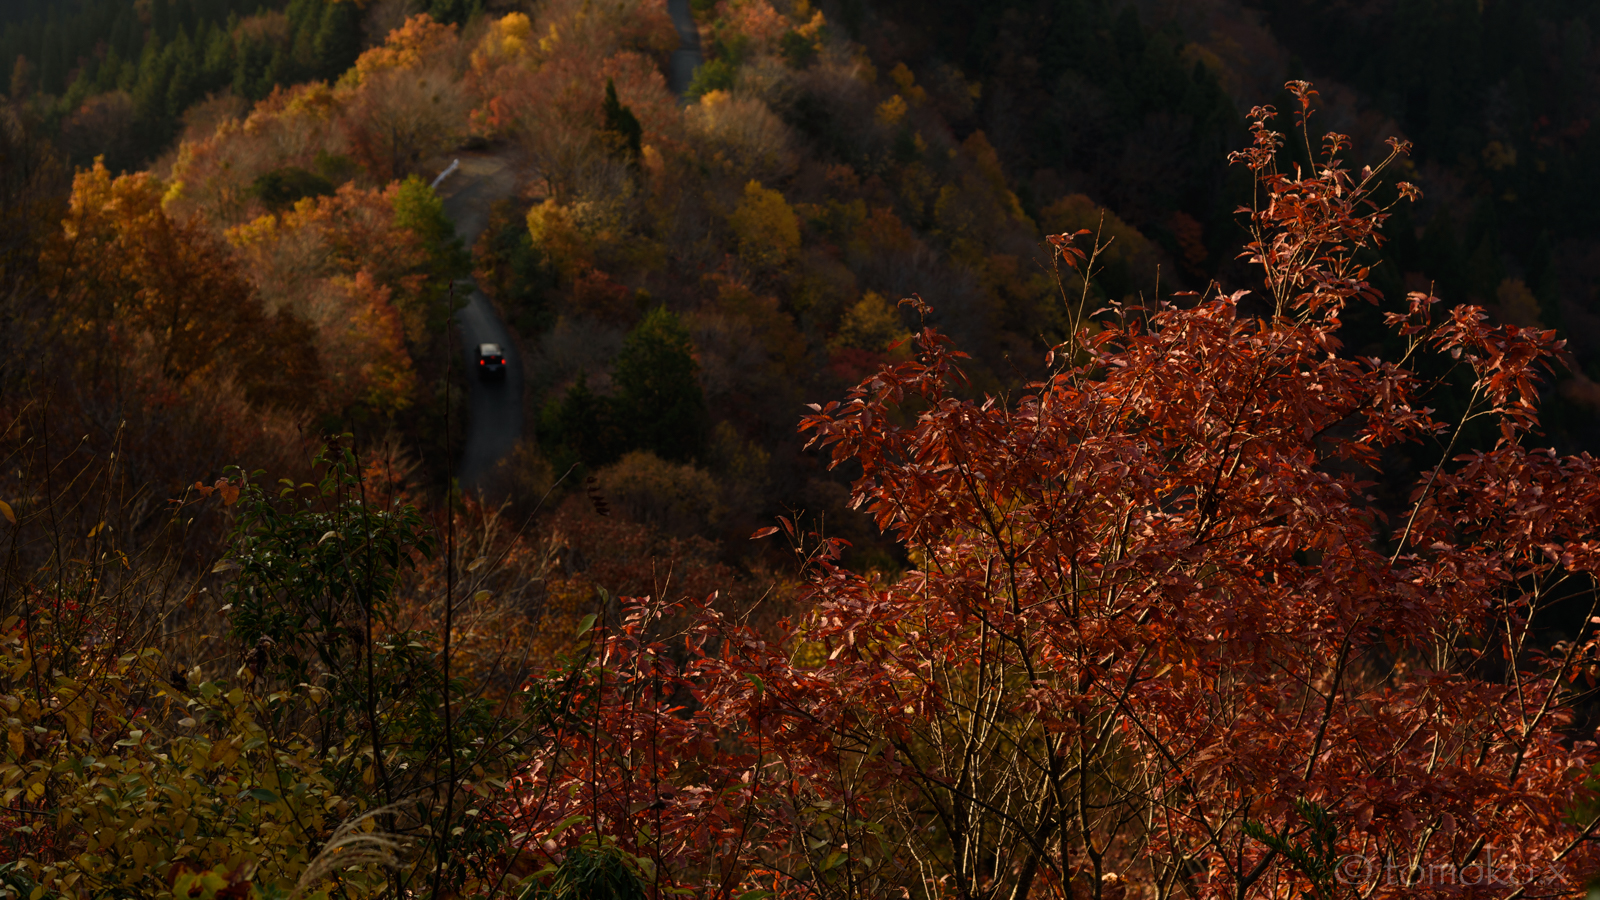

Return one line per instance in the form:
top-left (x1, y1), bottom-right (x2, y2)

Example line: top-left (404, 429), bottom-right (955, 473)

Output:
top-left (0, 616), bottom-right (376, 899)
top-left (829, 290), bottom-right (912, 355)
top-left (728, 180), bottom-right (800, 270)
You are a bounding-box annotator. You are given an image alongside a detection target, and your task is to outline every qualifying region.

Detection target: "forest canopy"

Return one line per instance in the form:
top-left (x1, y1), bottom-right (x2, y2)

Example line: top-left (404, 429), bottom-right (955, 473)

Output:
top-left (4, 0), bottom-right (1600, 897)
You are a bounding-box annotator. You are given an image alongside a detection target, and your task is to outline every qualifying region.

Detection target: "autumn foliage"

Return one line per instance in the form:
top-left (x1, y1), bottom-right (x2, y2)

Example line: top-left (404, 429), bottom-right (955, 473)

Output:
top-left (497, 87), bottom-right (1600, 898)
top-left (47, 161), bottom-right (320, 410)
top-left (7, 0), bottom-right (1600, 892)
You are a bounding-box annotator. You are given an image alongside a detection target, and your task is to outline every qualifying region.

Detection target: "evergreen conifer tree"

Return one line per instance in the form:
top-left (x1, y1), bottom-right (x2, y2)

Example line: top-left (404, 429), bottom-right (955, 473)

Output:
top-left (540, 374), bottom-right (620, 470)
top-left (601, 78), bottom-right (643, 162)
top-left (425, 0), bottom-right (482, 27)
top-left (312, 1), bottom-right (361, 80)
top-left (613, 307), bottom-right (706, 463)
top-left (392, 174), bottom-right (470, 333)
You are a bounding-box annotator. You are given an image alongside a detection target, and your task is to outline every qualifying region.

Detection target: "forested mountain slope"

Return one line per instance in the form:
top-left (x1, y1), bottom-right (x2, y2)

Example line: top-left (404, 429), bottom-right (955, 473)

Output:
top-left (858, 0), bottom-right (1600, 416)
top-left (4, 3), bottom-right (1600, 893)
top-left (4, 0), bottom-right (1599, 565)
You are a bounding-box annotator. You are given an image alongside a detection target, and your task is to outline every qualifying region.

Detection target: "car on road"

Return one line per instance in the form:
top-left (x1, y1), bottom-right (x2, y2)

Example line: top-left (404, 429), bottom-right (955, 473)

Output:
top-left (476, 343), bottom-right (506, 381)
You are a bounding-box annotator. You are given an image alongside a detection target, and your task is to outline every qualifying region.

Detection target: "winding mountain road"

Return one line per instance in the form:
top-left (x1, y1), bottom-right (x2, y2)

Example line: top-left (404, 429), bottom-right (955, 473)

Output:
top-left (436, 4), bottom-right (702, 491)
top-left (666, 0), bottom-right (704, 96)
top-left (436, 155), bottom-right (521, 493)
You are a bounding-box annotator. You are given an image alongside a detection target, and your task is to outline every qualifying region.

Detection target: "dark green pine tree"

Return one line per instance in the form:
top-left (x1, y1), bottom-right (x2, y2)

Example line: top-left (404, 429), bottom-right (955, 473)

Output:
top-left (601, 78), bottom-right (643, 162)
top-left (540, 374), bottom-right (621, 471)
top-left (93, 44), bottom-right (121, 93)
top-left (391, 174), bottom-right (469, 332)
top-left (426, 0), bottom-right (483, 27)
top-left (489, 217), bottom-right (557, 334)
top-left (203, 21), bottom-right (234, 86)
top-left (289, 1), bottom-right (320, 79)
top-left (311, 0), bottom-right (361, 80)
top-left (260, 42), bottom-right (290, 98)
top-left (131, 38), bottom-right (177, 154)
top-left (613, 307), bottom-right (707, 463)
top-left (232, 24), bottom-right (274, 100)
top-left (173, 0), bottom-right (198, 41)
top-left (164, 28), bottom-right (199, 121)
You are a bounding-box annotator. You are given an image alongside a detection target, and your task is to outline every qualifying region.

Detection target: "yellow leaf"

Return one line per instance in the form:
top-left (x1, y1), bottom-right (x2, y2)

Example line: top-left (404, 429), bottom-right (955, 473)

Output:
top-left (875, 94), bottom-right (908, 126)
top-left (0, 500), bottom-right (13, 524)
top-left (7, 730), bottom-right (21, 759)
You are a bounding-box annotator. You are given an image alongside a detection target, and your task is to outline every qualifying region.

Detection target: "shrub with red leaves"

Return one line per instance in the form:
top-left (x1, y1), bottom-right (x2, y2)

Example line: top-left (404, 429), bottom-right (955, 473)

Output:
top-left (499, 83), bottom-right (1600, 900)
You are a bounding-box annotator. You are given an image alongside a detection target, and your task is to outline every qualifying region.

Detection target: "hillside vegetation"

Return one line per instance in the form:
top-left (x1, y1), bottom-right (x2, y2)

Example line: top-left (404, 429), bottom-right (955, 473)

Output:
top-left (3, 0), bottom-right (1600, 897)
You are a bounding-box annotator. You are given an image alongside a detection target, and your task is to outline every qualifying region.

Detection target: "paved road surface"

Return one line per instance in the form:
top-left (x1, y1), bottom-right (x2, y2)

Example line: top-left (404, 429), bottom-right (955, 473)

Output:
top-left (436, 155), bottom-right (521, 493)
top-left (667, 0), bottom-right (703, 96)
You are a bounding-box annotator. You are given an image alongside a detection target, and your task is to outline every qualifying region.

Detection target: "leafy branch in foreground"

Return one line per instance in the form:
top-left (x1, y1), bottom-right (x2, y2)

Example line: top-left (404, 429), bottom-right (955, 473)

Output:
top-left (497, 83), bottom-right (1600, 900)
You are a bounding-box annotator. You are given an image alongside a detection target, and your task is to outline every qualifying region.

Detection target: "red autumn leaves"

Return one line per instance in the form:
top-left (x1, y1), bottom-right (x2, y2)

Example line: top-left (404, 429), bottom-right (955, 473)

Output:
top-left (500, 89), bottom-right (1600, 899)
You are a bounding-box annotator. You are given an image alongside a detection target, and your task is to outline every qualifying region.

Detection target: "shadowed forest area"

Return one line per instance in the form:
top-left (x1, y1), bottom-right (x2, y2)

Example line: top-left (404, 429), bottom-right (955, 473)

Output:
top-left (5, 0), bottom-right (1600, 897)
